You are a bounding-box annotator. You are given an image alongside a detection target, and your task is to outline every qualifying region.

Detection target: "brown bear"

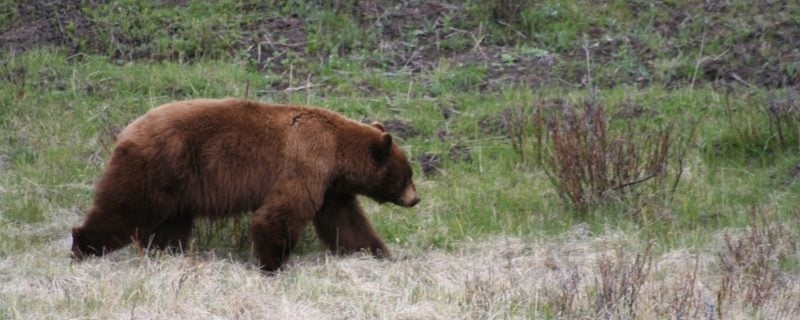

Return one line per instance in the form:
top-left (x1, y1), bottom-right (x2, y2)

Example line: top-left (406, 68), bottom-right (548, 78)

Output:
top-left (71, 98), bottom-right (420, 272)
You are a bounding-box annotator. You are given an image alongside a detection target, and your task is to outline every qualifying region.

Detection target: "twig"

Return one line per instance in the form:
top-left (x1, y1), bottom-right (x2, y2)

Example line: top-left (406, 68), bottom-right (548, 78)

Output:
top-left (583, 34), bottom-right (592, 89)
top-left (730, 73), bottom-right (753, 88)
top-left (496, 20), bottom-right (527, 39)
top-left (613, 172), bottom-right (658, 191)
top-left (282, 83), bottom-right (315, 93)
top-left (130, 298), bottom-right (137, 320)
top-left (690, 27), bottom-right (706, 91)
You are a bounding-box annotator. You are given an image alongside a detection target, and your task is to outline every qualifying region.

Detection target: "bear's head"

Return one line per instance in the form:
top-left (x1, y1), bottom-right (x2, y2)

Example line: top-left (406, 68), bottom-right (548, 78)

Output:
top-left (71, 226), bottom-right (126, 259)
top-left (70, 227), bottom-right (97, 260)
top-left (346, 122), bottom-right (419, 207)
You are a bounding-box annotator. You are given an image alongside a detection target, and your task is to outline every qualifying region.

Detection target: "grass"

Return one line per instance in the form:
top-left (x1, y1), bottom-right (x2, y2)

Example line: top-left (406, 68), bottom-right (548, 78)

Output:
top-left (1, 0), bottom-right (799, 318)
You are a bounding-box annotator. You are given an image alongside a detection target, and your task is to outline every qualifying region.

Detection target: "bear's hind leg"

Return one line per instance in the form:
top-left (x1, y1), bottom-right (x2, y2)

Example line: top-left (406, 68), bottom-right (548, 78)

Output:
top-left (313, 192), bottom-right (389, 258)
top-left (146, 215), bottom-right (194, 252)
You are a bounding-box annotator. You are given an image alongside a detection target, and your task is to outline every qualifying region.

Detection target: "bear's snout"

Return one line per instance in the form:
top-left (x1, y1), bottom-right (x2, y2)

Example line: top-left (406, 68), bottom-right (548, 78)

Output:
top-left (406, 196), bottom-right (420, 207)
top-left (398, 184), bottom-right (420, 207)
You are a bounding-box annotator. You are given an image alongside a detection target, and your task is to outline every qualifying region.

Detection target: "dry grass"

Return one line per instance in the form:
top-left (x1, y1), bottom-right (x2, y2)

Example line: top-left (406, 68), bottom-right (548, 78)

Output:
top-left (2, 221), bottom-right (797, 320)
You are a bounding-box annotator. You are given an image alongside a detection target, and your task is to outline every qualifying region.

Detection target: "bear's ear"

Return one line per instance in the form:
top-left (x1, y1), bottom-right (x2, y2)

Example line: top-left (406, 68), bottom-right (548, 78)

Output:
top-left (371, 132), bottom-right (393, 161)
top-left (381, 132), bottom-right (393, 150)
top-left (371, 121), bottom-right (386, 132)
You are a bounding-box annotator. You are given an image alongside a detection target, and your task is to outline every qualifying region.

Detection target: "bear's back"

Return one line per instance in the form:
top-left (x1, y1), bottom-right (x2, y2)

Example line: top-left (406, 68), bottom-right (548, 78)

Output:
top-left (108, 99), bottom-right (361, 216)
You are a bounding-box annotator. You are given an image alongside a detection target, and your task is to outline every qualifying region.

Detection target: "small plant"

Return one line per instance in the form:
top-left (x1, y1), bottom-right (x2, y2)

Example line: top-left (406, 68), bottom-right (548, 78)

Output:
top-left (593, 243), bottom-right (653, 317)
top-left (501, 95), bottom-right (557, 165)
top-left (544, 264), bottom-right (580, 317)
top-left (487, 0), bottom-right (535, 27)
top-left (766, 89), bottom-right (800, 150)
top-left (712, 89), bottom-right (800, 161)
top-left (716, 207), bottom-right (797, 316)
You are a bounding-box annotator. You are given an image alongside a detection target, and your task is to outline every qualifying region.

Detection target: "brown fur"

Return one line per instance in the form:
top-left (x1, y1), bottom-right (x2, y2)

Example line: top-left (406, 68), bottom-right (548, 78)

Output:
top-left (71, 98), bottom-right (419, 272)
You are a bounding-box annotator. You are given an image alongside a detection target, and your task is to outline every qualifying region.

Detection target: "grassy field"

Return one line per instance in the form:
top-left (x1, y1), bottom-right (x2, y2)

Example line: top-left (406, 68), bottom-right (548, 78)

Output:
top-left (1, 0), bottom-right (799, 319)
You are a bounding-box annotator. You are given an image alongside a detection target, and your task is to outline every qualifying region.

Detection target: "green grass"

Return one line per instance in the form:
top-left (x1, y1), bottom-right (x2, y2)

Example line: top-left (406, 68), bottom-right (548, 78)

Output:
top-left (3, 47), bottom-right (797, 257)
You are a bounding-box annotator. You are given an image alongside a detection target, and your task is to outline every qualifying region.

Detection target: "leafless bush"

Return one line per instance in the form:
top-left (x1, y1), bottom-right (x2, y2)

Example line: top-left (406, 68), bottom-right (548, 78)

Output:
top-left (544, 97), bottom-right (686, 214)
top-left (464, 274), bottom-right (500, 320)
top-left (664, 256), bottom-right (703, 319)
top-left (716, 207), bottom-right (798, 317)
top-left (593, 243), bottom-right (652, 318)
top-left (544, 263), bottom-right (581, 318)
top-left (502, 95), bottom-right (692, 214)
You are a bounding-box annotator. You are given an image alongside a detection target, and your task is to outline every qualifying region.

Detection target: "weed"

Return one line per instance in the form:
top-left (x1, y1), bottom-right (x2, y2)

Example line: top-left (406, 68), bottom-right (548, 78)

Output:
top-left (766, 89), bottom-right (800, 150)
top-left (593, 243), bottom-right (652, 318)
top-left (717, 207), bottom-right (798, 316)
top-left (547, 263), bottom-right (580, 318)
top-left (712, 88), bottom-right (800, 161)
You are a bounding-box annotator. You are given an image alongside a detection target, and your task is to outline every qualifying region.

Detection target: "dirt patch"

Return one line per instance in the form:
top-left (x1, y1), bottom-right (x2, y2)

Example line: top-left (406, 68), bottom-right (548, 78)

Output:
top-left (415, 152), bottom-right (441, 177)
top-left (360, 0), bottom-right (469, 71)
top-left (240, 15), bottom-right (307, 74)
top-left (3, 1), bottom-right (797, 90)
top-left (357, 1), bottom-right (560, 88)
top-left (448, 143), bottom-right (472, 163)
top-left (447, 47), bottom-right (559, 90)
top-left (378, 119), bottom-right (419, 140)
top-left (647, 3), bottom-right (799, 88)
top-left (704, 21), bottom-right (800, 88)
top-left (0, 1), bottom-right (94, 54)
top-left (361, 118), bottom-right (419, 141)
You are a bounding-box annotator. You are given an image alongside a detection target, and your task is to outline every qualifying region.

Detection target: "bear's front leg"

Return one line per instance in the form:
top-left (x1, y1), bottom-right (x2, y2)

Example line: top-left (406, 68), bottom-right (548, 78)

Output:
top-left (146, 215), bottom-right (194, 252)
top-left (250, 200), bottom-right (314, 272)
top-left (313, 192), bottom-right (389, 258)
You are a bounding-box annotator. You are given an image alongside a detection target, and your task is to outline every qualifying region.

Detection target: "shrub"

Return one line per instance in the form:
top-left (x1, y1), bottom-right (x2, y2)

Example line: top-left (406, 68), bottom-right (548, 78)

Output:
top-left (507, 94), bottom-right (690, 214)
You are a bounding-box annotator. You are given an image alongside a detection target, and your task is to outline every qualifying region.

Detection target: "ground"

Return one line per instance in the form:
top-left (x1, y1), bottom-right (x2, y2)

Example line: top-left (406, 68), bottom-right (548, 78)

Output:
top-left (5, 226), bottom-right (797, 319)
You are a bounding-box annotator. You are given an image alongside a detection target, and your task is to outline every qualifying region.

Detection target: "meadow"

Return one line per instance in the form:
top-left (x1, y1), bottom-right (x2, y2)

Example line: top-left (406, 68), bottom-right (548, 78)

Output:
top-left (1, 0), bottom-right (799, 318)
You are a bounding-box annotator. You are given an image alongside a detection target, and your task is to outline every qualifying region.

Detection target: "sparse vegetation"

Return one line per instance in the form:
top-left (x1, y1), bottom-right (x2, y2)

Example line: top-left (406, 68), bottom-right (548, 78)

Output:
top-left (2, 0), bottom-right (799, 318)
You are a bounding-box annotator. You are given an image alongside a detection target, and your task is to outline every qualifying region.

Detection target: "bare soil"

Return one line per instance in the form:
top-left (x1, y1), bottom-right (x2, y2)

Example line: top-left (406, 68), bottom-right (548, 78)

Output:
top-left (1, 0), bottom-right (94, 53)
top-left (416, 152), bottom-right (441, 177)
top-left (3, 1), bottom-right (798, 89)
top-left (241, 15), bottom-right (308, 74)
